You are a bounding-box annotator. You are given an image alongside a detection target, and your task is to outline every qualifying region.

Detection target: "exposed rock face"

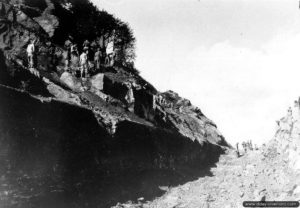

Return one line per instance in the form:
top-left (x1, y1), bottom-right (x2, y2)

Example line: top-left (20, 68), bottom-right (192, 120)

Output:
top-left (89, 73), bottom-right (104, 91)
top-left (33, 0), bottom-right (59, 37)
top-left (0, 0), bottom-right (230, 207)
top-left (34, 13), bottom-right (58, 37)
top-left (116, 103), bottom-right (300, 208)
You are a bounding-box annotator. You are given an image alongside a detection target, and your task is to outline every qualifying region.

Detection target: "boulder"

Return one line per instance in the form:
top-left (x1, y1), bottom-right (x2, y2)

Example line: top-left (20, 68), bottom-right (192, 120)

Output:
top-left (43, 77), bottom-right (81, 105)
top-left (89, 73), bottom-right (104, 91)
top-left (60, 71), bottom-right (83, 92)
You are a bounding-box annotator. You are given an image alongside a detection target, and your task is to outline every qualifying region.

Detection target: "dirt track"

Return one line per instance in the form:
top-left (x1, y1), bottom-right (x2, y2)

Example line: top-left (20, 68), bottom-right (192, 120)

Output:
top-left (115, 135), bottom-right (300, 208)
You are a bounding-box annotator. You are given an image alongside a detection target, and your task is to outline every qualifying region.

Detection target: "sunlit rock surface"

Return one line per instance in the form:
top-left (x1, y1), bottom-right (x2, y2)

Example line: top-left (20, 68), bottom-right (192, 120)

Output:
top-left (117, 103), bottom-right (300, 208)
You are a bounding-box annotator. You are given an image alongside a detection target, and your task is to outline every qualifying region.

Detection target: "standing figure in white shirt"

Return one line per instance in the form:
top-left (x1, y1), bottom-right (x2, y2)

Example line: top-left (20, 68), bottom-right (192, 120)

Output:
top-left (80, 50), bottom-right (88, 78)
top-left (26, 39), bottom-right (35, 68)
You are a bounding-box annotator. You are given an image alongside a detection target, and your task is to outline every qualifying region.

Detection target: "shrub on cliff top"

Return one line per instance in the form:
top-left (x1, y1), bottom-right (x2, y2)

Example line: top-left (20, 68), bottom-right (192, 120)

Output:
top-left (50, 0), bottom-right (136, 66)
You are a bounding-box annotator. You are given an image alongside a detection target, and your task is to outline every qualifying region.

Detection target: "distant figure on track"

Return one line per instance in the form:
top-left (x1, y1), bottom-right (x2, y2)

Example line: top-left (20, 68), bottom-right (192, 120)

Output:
top-left (249, 140), bottom-right (253, 150)
top-left (242, 141), bottom-right (247, 153)
top-left (236, 142), bottom-right (240, 157)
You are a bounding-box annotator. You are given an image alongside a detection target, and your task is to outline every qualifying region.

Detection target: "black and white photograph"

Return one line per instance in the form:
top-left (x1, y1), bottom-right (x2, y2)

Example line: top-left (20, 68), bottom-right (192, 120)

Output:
top-left (0, 0), bottom-right (300, 207)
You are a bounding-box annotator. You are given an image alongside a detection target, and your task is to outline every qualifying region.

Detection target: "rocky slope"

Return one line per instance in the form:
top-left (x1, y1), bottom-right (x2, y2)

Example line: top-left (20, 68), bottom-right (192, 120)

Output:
top-left (0, 0), bottom-right (230, 207)
top-left (115, 104), bottom-right (300, 208)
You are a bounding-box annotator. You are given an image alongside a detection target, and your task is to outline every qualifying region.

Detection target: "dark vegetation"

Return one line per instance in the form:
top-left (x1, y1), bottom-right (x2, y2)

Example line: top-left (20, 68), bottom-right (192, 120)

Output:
top-left (24, 0), bottom-right (47, 11)
top-left (18, 0), bottom-right (136, 69)
top-left (50, 0), bottom-right (136, 67)
top-left (21, 0), bottom-right (47, 18)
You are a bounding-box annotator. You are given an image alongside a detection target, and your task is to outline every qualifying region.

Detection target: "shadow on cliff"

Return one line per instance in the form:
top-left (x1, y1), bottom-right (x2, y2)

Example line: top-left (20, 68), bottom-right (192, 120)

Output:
top-left (0, 85), bottom-right (222, 208)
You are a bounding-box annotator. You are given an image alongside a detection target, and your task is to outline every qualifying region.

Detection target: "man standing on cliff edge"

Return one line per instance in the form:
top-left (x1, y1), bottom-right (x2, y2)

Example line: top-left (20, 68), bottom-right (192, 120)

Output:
top-left (80, 50), bottom-right (88, 78)
top-left (26, 39), bottom-right (35, 68)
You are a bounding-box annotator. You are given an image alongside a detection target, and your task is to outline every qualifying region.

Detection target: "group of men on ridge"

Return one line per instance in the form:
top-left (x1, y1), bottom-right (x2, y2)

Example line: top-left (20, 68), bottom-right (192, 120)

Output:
top-left (26, 35), bottom-right (115, 78)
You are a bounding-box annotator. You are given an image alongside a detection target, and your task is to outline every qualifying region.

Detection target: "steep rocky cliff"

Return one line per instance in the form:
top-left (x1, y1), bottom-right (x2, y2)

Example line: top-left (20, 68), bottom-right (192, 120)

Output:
top-left (0, 1), bottom-right (230, 207)
top-left (118, 103), bottom-right (300, 208)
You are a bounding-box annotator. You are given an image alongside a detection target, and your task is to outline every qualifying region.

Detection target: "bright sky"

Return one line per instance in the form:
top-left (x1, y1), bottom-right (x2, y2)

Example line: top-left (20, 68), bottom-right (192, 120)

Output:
top-left (92, 0), bottom-right (300, 146)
